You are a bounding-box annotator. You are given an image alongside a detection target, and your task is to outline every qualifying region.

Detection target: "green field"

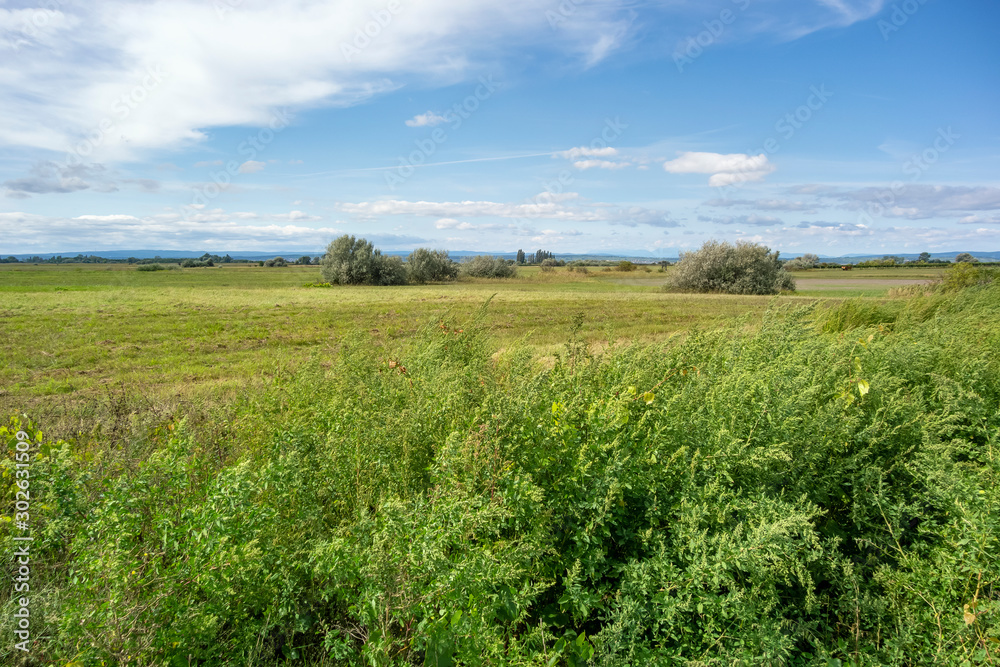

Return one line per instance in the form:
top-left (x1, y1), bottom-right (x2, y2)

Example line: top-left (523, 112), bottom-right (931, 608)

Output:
top-left (7, 262), bottom-right (999, 667)
top-left (0, 263), bottom-right (943, 435)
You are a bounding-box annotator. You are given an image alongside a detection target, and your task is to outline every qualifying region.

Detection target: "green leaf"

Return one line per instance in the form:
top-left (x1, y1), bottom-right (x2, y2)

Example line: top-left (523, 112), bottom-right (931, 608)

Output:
top-left (643, 391), bottom-right (655, 404)
top-left (857, 380), bottom-right (870, 397)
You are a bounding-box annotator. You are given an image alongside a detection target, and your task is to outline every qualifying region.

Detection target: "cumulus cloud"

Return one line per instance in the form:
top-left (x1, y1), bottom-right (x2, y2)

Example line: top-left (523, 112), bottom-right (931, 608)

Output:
top-left (405, 111), bottom-right (449, 127)
top-left (0, 1), bottom-right (643, 160)
top-left (662, 152), bottom-right (776, 187)
top-left (238, 160), bottom-right (266, 174)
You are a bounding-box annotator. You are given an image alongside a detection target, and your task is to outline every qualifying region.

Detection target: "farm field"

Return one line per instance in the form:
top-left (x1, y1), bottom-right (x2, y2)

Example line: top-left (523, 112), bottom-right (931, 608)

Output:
top-left (0, 263), bottom-right (942, 436)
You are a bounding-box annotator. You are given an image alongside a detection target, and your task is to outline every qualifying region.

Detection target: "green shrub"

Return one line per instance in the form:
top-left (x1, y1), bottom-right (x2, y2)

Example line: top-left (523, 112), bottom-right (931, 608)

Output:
top-left (617, 260), bottom-right (635, 272)
top-left (784, 252), bottom-right (819, 270)
top-left (320, 235), bottom-right (407, 286)
top-left (942, 261), bottom-right (995, 291)
top-left (406, 248), bottom-right (458, 283)
top-left (263, 257), bottom-right (287, 267)
top-left (460, 255), bottom-right (517, 279)
top-left (136, 263), bottom-right (166, 271)
top-left (669, 239), bottom-right (795, 294)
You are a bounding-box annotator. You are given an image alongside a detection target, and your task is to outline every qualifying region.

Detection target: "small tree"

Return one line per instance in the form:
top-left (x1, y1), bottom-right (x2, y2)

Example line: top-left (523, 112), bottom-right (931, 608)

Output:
top-left (516, 249), bottom-right (526, 265)
top-left (954, 252), bottom-right (976, 263)
top-left (406, 248), bottom-right (458, 283)
top-left (669, 240), bottom-right (795, 295)
top-left (320, 235), bottom-right (406, 285)
top-left (784, 253), bottom-right (819, 270)
top-left (295, 255), bottom-right (313, 265)
top-left (264, 257), bottom-right (288, 267)
top-left (917, 252), bottom-right (931, 263)
top-left (460, 255), bottom-right (517, 279)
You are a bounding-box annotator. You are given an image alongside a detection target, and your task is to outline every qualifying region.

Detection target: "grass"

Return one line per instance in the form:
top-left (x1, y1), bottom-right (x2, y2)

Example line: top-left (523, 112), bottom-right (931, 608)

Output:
top-left (1, 265), bottom-right (995, 665)
top-left (0, 263), bottom-right (941, 438)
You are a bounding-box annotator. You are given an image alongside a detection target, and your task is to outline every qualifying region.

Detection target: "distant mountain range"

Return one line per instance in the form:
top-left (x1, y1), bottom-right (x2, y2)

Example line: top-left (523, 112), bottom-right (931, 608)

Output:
top-left (6, 249), bottom-right (1000, 263)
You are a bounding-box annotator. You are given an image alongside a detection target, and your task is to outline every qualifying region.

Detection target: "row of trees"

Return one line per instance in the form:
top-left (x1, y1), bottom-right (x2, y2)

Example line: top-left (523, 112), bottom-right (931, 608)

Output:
top-left (318, 236), bottom-right (516, 286)
top-left (515, 249), bottom-right (554, 265)
top-left (784, 251), bottom-right (980, 270)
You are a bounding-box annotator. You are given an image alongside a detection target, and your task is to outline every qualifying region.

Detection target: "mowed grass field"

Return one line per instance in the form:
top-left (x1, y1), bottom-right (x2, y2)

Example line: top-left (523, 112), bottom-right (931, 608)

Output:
top-left (0, 262), bottom-right (943, 436)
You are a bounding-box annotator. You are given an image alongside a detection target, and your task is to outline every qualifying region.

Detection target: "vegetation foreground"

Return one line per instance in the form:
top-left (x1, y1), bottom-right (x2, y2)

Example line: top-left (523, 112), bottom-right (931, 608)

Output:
top-left (1, 264), bottom-right (998, 665)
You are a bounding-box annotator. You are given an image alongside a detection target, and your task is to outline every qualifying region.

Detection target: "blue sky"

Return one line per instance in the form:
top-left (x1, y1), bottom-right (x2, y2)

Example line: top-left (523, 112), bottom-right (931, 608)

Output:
top-left (1, 0), bottom-right (998, 255)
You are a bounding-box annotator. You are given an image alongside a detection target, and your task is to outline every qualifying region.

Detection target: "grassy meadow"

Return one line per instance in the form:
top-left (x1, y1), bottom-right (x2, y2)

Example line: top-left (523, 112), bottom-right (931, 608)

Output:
top-left (1, 263), bottom-right (941, 438)
top-left (5, 261), bottom-right (999, 666)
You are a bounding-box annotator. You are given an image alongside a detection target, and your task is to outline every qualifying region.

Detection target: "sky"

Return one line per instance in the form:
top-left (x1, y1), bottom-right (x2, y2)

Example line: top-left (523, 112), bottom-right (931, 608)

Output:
top-left (1, 0), bottom-right (998, 256)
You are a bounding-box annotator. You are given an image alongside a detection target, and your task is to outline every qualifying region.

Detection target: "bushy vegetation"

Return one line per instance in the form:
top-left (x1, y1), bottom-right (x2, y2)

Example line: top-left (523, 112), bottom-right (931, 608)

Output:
top-left (3, 276), bottom-right (998, 665)
top-left (263, 256), bottom-right (288, 267)
top-left (460, 254), bottom-right (518, 279)
top-left (669, 240), bottom-right (795, 295)
top-left (406, 248), bottom-right (459, 283)
top-left (136, 263), bottom-right (168, 271)
top-left (784, 253), bottom-right (820, 270)
top-left (320, 235), bottom-right (407, 286)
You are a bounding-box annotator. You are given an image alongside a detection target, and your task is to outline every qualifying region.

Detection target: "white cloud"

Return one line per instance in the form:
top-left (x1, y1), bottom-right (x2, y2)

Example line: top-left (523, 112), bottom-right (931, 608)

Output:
top-left (704, 198), bottom-right (816, 212)
top-left (238, 160), bottom-right (266, 174)
top-left (699, 214), bottom-right (783, 227)
top-left (435, 218), bottom-right (470, 229)
top-left (787, 184), bottom-right (1000, 219)
top-left (0, 209), bottom-right (347, 252)
top-left (405, 111), bottom-right (449, 127)
top-left (958, 214), bottom-right (1000, 225)
top-left (555, 146), bottom-right (618, 160)
top-left (435, 218), bottom-right (517, 231)
top-left (74, 214), bottom-right (141, 222)
top-left (663, 152), bottom-right (775, 187)
top-left (0, 1), bottom-right (640, 160)
top-left (573, 159), bottom-right (631, 170)
top-left (273, 210), bottom-right (321, 221)
top-left (340, 195), bottom-right (677, 227)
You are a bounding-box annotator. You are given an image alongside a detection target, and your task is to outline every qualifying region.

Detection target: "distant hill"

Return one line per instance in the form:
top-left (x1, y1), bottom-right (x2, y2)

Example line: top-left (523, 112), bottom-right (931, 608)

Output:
top-left (6, 249), bottom-right (1000, 263)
